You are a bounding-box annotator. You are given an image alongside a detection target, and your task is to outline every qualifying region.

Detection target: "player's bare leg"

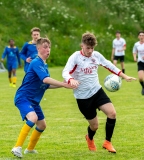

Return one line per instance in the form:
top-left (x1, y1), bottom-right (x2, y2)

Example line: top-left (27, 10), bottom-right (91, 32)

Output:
top-left (113, 60), bottom-right (117, 66)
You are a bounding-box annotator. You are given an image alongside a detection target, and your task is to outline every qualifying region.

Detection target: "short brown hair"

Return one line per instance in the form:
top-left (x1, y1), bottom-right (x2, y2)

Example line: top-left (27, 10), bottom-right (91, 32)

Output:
top-left (138, 31), bottom-right (144, 36)
top-left (81, 32), bottom-right (97, 46)
top-left (30, 27), bottom-right (41, 34)
top-left (116, 30), bottom-right (121, 34)
top-left (36, 37), bottom-right (51, 46)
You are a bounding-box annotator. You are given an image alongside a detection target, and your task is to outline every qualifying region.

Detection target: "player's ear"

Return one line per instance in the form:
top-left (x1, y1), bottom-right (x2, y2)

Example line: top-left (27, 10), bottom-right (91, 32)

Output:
top-left (80, 43), bottom-right (83, 49)
top-left (36, 46), bottom-right (39, 51)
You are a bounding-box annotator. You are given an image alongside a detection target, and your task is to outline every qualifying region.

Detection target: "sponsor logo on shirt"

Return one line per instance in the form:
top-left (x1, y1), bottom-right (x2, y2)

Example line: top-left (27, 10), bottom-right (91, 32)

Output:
top-left (10, 51), bottom-right (14, 57)
top-left (139, 50), bottom-right (144, 54)
top-left (81, 66), bottom-right (97, 74)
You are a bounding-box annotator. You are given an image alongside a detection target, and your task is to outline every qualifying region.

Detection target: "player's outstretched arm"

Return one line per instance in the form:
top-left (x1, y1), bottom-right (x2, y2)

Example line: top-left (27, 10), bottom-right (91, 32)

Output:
top-left (119, 72), bottom-right (136, 82)
top-left (43, 77), bottom-right (78, 89)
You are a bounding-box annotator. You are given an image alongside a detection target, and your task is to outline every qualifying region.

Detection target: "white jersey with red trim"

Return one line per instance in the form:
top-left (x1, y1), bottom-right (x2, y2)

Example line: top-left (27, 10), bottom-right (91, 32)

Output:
top-left (62, 51), bottom-right (121, 99)
top-left (112, 38), bottom-right (126, 56)
top-left (133, 41), bottom-right (144, 62)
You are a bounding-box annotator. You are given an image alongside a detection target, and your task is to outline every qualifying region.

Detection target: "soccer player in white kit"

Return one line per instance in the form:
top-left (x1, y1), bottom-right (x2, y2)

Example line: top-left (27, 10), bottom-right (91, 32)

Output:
top-left (111, 31), bottom-right (126, 73)
top-left (62, 32), bottom-right (136, 153)
top-left (133, 31), bottom-right (144, 95)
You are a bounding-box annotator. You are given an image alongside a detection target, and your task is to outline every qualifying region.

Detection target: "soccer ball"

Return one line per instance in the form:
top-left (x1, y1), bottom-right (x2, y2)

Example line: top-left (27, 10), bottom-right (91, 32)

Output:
top-left (104, 74), bottom-right (122, 92)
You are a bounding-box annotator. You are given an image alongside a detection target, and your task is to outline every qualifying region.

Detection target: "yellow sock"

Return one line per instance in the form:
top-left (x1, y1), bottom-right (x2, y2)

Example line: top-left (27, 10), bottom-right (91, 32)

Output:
top-left (27, 129), bottom-right (43, 150)
top-left (12, 76), bottom-right (17, 84)
top-left (15, 124), bottom-right (31, 147)
top-left (9, 78), bottom-right (12, 83)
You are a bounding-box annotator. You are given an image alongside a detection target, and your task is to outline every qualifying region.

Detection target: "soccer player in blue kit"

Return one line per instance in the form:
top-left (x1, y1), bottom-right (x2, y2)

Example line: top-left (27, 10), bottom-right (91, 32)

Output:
top-left (1, 39), bottom-right (21, 87)
top-left (11, 37), bottom-right (76, 158)
top-left (20, 27), bottom-right (41, 72)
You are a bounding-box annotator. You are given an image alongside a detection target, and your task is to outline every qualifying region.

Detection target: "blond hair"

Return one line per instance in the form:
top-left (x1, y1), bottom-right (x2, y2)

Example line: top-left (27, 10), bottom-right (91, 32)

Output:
top-left (81, 32), bottom-right (97, 46)
top-left (30, 27), bottom-right (41, 34)
top-left (36, 37), bottom-right (51, 46)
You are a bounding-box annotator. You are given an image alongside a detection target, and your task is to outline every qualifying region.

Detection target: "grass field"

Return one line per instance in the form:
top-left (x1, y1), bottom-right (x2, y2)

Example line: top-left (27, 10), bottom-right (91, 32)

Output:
top-left (0, 63), bottom-right (144, 160)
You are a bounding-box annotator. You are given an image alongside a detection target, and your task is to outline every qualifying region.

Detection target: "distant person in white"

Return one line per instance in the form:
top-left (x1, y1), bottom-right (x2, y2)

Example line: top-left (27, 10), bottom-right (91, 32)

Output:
top-left (62, 32), bottom-right (136, 153)
top-left (133, 31), bottom-right (144, 95)
top-left (111, 31), bottom-right (126, 73)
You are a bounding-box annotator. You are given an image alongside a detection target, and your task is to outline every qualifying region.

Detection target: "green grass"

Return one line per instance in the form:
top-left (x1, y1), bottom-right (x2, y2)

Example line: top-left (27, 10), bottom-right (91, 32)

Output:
top-left (0, 63), bottom-right (144, 160)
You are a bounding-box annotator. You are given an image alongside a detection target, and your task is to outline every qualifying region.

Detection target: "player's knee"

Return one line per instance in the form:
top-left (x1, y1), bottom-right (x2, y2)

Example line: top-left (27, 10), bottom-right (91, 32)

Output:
top-left (31, 117), bottom-right (38, 123)
top-left (91, 124), bottom-right (98, 131)
top-left (26, 112), bottom-right (38, 123)
top-left (107, 110), bottom-right (116, 119)
top-left (37, 123), bottom-right (46, 130)
top-left (27, 115), bottom-right (38, 123)
top-left (41, 123), bottom-right (47, 130)
top-left (93, 125), bottom-right (98, 131)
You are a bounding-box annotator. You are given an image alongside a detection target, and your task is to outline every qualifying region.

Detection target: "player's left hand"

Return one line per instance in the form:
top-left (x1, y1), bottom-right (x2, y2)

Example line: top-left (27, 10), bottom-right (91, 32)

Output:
top-left (124, 76), bottom-right (137, 82)
top-left (120, 72), bottom-right (136, 82)
top-left (64, 82), bottom-right (78, 89)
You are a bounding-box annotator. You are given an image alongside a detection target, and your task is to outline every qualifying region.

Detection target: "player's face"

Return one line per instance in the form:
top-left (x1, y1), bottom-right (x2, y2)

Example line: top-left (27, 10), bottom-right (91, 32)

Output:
top-left (81, 44), bottom-right (94, 57)
top-left (9, 40), bottom-right (15, 46)
top-left (31, 31), bottom-right (40, 42)
top-left (116, 33), bottom-right (121, 39)
top-left (139, 33), bottom-right (144, 42)
top-left (38, 42), bottom-right (51, 60)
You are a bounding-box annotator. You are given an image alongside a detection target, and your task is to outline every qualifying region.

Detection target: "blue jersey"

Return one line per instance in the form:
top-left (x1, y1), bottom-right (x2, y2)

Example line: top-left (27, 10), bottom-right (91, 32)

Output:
top-left (14, 57), bottom-right (50, 105)
top-left (2, 46), bottom-right (21, 65)
top-left (20, 41), bottom-right (38, 72)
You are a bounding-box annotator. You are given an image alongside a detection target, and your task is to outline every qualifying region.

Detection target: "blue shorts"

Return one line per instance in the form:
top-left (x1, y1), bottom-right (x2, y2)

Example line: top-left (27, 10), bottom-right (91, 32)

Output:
top-left (15, 99), bottom-right (45, 121)
top-left (7, 62), bottom-right (17, 71)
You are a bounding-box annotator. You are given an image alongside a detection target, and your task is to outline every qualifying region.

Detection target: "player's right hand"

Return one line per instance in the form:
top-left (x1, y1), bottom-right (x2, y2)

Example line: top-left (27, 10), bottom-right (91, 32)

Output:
top-left (26, 57), bottom-right (32, 63)
top-left (1, 59), bottom-right (4, 62)
top-left (134, 58), bottom-right (137, 62)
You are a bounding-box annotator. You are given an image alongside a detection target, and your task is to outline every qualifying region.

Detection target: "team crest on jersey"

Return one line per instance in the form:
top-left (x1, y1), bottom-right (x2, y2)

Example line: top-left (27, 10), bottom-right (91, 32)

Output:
top-left (91, 58), bottom-right (96, 63)
top-left (29, 106), bottom-right (33, 109)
